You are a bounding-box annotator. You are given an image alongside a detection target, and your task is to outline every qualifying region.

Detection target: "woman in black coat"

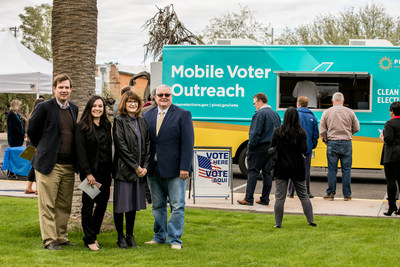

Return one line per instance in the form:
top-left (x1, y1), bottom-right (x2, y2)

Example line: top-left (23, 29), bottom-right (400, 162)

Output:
top-left (7, 99), bottom-right (25, 147)
top-left (75, 96), bottom-right (113, 251)
top-left (113, 91), bottom-right (150, 249)
top-left (271, 107), bottom-right (316, 228)
top-left (380, 101), bottom-right (400, 216)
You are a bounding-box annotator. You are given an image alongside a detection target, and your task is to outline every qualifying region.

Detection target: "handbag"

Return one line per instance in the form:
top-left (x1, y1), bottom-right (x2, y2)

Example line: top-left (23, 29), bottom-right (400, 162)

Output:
top-left (268, 146), bottom-right (277, 161)
top-left (265, 146), bottom-right (277, 177)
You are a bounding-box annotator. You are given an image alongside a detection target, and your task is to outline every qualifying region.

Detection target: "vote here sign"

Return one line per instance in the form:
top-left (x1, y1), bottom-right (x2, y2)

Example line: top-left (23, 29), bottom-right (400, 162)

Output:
top-left (193, 148), bottom-right (231, 198)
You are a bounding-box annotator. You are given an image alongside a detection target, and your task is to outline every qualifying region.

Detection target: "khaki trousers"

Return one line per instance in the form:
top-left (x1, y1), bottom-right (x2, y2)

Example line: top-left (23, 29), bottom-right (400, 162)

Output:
top-left (36, 164), bottom-right (75, 246)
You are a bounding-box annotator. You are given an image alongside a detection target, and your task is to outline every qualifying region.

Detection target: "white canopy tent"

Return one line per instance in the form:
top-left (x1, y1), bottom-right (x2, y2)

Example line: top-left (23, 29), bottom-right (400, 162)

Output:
top-left (0, 32), bottom-right (52, 96)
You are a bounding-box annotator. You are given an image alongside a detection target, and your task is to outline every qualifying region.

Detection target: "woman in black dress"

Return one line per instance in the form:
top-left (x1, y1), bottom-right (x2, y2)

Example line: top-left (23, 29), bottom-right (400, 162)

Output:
top-left (271, 107), bottom-right (316, 228)
top-left (380, 101), bottom-right (400, 216)
top-left (75, 96), bottom-right (113, 251)
top-left (113, 91), bottom-right (150, 249)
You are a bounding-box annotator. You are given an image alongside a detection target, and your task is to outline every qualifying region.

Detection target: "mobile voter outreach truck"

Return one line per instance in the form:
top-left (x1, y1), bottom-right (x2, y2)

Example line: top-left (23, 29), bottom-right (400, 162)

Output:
top-left (161, 44), bottom-right (400, 176)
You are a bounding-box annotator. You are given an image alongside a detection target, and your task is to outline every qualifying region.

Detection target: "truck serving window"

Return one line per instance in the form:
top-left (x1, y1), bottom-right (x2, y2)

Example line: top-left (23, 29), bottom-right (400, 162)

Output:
top-left (276, 71), bottom-right (371, 111)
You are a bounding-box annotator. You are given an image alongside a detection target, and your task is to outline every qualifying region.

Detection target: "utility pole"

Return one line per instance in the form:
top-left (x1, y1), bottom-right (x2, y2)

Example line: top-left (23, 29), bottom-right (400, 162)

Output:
top-left (9, 26), bottom-right (17, 37)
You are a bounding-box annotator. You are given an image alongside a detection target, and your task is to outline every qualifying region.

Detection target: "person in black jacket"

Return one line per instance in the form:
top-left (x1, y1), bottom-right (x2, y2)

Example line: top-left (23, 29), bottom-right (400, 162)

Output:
top-left (271, 107), bottom-right (316, 228)
top-left (75, 96), bottom-right (112, 250)
top-left (27, 74), bottom-right (78, 250)
top-left (113, 91), bottom-right (150, 249)
top-left (6, 99), bottom-right (25, 147)
top-left (380, 101), bottom-right (400, 216)
top-left (237, 92), bottom-right (280, 206)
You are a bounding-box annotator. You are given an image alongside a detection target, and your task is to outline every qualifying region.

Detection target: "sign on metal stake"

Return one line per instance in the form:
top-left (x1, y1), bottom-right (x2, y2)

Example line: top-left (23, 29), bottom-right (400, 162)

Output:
top-left (191, 147), bottom-right (233, 204)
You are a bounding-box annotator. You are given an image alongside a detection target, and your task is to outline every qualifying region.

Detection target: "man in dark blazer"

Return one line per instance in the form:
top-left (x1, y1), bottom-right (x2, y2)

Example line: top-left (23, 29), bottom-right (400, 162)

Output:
top-left (27, 74), bottom-right (78, 250)
top-left (237, 92), bottom-right (281, 206)
top-left (143, 84), bottom-right (194, 250)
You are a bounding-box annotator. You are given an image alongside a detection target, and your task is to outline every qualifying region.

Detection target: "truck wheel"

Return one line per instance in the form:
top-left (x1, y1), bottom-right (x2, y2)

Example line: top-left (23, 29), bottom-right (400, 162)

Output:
top-left (238, 147), bottom-right (248, 177)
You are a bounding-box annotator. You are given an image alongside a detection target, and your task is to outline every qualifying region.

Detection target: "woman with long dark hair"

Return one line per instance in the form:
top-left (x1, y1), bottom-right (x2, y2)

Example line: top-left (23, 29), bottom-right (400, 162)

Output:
top-left (113, 91), bottom-right (150, 249)
top-left (380, 101), bottom-right (400, 216)
top-left (75, 96), bottom-right (113, 251)
top-left (271, 107), bottom-right (316, 228)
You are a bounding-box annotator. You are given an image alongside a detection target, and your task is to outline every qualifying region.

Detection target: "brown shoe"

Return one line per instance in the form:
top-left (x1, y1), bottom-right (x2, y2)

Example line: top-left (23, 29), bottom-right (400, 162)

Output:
top-left (344, 196), bottom-right (352, 201)
top-left (24, 189), bottom-right (35, 194)
top-left (237, 199), bottom-right (253, 206)
top-left (323, 193), bottom-right (335, 200)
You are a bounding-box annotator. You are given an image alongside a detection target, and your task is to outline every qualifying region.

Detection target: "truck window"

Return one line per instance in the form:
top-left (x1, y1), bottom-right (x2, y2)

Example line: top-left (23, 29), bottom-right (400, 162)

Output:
top-left (276, 72), bottom-right (371, 110)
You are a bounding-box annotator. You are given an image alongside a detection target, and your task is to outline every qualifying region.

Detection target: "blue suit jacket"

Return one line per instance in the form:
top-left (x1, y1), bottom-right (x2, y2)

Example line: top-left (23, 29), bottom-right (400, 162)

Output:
top-left (143, 104), bottom-right (194, 178)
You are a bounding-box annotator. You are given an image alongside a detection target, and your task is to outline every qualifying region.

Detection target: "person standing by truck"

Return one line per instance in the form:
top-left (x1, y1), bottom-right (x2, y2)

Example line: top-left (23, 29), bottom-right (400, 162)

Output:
top-left (237, 92), bottom-right (281, 206)
top-left (288, 96), bottom-right (319, 198)
top-left (320, 92), bottom-right (359, 201)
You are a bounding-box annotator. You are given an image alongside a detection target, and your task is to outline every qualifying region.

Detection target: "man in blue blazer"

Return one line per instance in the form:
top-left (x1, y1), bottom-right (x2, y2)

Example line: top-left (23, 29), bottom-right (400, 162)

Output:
top-left (143, 84), bottom-right (194, 250)
top-left (27, 74), bottom-right (78, 250)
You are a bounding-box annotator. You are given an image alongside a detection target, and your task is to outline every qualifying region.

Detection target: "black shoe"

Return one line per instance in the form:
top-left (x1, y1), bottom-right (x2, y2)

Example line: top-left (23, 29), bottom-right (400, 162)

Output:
top-left (309, 222), bottom-right (317, 227)
top-left (395, 209), bottom-right (400, 215)
top-left (116, 235), bottom-right (129, 249)
top-left (308, 194), bottom-right (314, 199)
top-left (59, 241), bottom-right (78, 246)
top-left (255, 200), bottom-right (269, 205)
top-left (125, 234), bottom-right (137, 247)
top-left (383, 207), bottom-right (398, 216)
top-left (45, 242), bottom-right (62, 250)
top-left (288, 195), bottom-right (294, 198)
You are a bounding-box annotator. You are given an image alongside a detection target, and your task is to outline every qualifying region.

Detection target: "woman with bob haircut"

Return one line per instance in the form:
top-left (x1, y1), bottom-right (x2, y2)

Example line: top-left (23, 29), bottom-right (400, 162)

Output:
top-left (113, 91), bottom-right (150, 248)
top-left (7, 99), bottom-right (25, 147)
top-left (271, 107), bottom-right (316, 228)
top-left (75, 96), bottom-right (113, 251)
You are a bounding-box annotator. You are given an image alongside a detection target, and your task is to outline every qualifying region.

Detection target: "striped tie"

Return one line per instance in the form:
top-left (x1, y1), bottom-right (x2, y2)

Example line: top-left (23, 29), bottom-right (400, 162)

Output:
top-left (156, 111), bottom-right (165, 136)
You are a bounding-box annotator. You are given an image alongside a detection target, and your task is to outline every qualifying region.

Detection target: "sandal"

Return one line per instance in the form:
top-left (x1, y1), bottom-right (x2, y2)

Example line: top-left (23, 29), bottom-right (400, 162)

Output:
top-left (24, 189), bottom-right (35, 194)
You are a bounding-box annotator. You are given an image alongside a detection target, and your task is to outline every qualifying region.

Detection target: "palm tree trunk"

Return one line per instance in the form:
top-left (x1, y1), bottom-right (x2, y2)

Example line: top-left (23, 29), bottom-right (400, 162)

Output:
top-left (52, 0), bottom-right (98, 228)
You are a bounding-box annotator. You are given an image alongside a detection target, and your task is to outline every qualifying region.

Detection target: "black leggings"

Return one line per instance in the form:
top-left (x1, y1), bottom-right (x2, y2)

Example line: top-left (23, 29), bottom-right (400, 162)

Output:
top-left (384, 162), bottom-right (400, 209)
top-left (114, 211), bottom-right (136, 237)
top-left (27, 167), bottom-right (35, 182)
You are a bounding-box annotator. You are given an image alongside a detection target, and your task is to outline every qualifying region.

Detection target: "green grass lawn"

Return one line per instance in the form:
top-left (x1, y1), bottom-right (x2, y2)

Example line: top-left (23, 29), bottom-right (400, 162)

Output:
top-left (1, 196), bottom-right (399, 266)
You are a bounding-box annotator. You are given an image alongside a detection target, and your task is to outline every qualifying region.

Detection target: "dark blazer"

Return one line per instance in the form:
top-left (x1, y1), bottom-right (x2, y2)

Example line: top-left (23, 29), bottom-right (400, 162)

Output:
top-left (27, 98), bottom-right (78, 174)
top-left (113, 114), bottom-right (150, 182)
top-left (6, 111), bottom-right (25, 147)
top-left (248, 106), bottom-right (281, 150)
top-left (381, 117), bottom-right (400, 164)
top-left (143, 104), bottom-right (194, 178)
top-left (74, 120), bottom-right (112, 182)
top-left (271, 127), bottom-right (308, 180)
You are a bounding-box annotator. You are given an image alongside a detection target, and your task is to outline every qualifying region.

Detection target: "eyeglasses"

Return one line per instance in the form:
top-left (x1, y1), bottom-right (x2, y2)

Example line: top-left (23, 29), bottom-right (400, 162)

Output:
top-left (126, 100), bottom-right (138, 105)
top-left (157, 93), bottom-right (171, 98)
top-left (253, 99), bottom-right (259, 105)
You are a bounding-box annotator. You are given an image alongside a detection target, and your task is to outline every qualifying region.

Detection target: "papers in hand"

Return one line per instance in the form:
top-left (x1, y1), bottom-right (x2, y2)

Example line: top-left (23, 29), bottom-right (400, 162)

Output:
top-left (19, 145), bottom-right (36, 161)
top-left (78, 178), bottom-right (101, 199)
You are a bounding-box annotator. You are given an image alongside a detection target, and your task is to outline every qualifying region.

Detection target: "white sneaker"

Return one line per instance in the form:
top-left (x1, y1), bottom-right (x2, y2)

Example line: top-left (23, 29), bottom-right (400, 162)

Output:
top-left (144, 240), bottom-right (159, 245)
top-left (171, 244), bottom-right (182, 250)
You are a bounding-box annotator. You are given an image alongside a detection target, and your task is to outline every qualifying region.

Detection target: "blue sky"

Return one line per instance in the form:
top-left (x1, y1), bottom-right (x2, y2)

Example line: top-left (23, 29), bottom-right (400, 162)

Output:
top-left (1, 0), bottom-right (399, 65)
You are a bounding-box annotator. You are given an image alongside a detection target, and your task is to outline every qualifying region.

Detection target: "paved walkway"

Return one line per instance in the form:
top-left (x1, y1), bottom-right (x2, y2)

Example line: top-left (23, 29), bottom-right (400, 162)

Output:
top-left (0, 178), bottom-right (396, 219)
top-left (0, 131), bottom-right (397, 219)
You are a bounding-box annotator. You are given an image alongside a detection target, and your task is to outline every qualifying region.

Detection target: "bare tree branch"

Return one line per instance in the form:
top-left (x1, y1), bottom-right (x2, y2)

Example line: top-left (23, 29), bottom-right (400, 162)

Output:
top-left (143, 4), bottom-right (203, 61)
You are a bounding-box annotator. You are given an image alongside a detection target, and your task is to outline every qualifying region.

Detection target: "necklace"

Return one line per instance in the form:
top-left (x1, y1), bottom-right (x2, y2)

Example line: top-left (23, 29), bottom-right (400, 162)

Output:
top-left (130, 118), bottom-right (138, 132)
